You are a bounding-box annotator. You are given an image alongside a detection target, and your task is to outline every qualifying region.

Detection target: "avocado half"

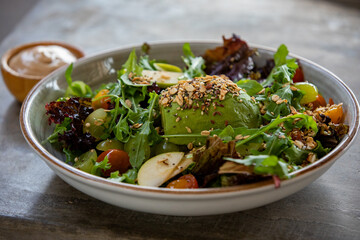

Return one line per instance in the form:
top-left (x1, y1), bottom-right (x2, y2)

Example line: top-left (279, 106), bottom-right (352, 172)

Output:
top-left (159, 75), bottom-right (261, 145)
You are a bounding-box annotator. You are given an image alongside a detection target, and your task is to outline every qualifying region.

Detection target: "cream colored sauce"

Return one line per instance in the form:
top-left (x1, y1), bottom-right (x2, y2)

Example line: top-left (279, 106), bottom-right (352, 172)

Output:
top-left (9, 45), bottom-right (77, 77)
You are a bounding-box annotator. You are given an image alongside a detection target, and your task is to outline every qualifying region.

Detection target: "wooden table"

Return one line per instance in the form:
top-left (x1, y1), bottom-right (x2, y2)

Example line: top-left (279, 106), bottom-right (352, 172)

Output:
top-left (1, 0), bottom-right (359, 239)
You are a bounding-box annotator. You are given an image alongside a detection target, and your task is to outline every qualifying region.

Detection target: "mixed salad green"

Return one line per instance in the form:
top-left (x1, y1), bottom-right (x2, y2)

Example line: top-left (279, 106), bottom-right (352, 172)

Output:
top-left (44, 35), bottom-right (348, 188)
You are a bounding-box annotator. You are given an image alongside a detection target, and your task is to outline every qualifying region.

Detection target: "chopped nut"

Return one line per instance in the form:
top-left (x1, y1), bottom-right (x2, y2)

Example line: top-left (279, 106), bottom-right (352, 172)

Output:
top-left (161, 98), bottom-right (169, 105)
top-left (175, 94), bottom-right (184, 106)
top-left (307, 152), bottom-right (317, 163)
top-left (169, 88), bottom-right (178, 95)
top-left (160, 74), bottom-right (170, 80)
top-left (125, 99), bottom-right (132, 108)
top-left (235, 134), bottom-right (243, 140)
top-left (257, 88), bottom-right (265, 94)
top-left (185, 84), bottom-right (195, 92)
top-left (272, 95), bottom-right (280, 102)
top-left (185, 126), bottom-right (192, 133)
top-left (176, 117), bottom-right (181, 122)
top-left (294, 140), bottom-right (305, 149)
top-left (132, 123), bottom-right (143, 129)
top-left (305, 137), bottom-right (317, 150)
top-left (219, 89), bottom-right (228, 101)
top-left (290, 86), bottom-right (298, 91)
top-left (187, 142), bottom-right (193, 150)
top-left (201, 130), bottom-right (211, 136)
top-left (199, 82), bottom-right (206, 92)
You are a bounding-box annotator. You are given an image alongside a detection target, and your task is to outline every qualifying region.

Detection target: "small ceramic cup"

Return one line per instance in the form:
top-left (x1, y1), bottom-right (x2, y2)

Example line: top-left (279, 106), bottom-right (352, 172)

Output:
top-left (1, 41), bottom-right (84, 102)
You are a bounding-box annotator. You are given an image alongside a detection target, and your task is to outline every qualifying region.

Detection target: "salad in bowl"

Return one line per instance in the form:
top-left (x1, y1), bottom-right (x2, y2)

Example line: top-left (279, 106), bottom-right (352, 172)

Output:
top-left (43, 35), bottom-right (349, 190)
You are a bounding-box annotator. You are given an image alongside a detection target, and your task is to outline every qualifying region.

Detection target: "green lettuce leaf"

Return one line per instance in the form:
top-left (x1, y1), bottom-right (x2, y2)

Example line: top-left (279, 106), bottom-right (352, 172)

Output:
top-left (224, 155), bottom-right (290, 179)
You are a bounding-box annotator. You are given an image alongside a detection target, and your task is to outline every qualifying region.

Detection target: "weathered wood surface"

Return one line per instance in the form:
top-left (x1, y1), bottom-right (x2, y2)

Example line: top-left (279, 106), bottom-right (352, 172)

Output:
top-left (0, 0), bottom-right (359, 239)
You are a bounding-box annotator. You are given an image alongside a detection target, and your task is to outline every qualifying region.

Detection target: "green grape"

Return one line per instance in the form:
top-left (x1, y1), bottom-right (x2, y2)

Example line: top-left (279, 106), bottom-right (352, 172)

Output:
top-left (83, 108), bottom-right (110, 140)
top-left (294, 82), bottom-right (318, 104)
top-left (73, 149), bottom-right (97, 173)
top-left (154, 140), bottom-right (181, 155)
top-left (96, 139), bottom-right (124, 151)
top-left (154, 63), bottom-right (182, 72)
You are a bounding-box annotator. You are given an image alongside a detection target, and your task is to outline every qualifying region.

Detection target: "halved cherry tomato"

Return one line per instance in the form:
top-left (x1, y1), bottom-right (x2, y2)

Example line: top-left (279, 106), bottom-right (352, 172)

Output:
top-left (324, 104), bottom-right (344, 124)
top-left (166, 174), bottom-right (199, 189)
top-left (97, 149), bottom-right (131, 177)
top-left (292, 66), bottom-right (305, 83)
top-left (92, 89), bottom-right (112, 110)
top-left (311, 94), bottom-right (327, 110)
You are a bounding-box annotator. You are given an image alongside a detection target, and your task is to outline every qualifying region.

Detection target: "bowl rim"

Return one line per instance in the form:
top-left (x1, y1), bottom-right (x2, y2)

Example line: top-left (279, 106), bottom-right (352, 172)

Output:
top-left (20, 40), bottom-right (360, 195)
top-left (1, 40), bottom-right (85, 80)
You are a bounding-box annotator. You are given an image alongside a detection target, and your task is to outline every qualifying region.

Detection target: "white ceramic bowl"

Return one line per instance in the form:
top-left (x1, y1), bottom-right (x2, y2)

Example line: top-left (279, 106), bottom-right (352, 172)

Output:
top-left (20, 41), bottom-right (359, 216)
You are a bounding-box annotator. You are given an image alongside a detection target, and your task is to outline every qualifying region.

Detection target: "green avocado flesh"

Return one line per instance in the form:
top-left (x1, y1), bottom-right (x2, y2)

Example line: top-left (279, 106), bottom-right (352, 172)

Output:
top-left (161, 92), bottom-right (261, 145)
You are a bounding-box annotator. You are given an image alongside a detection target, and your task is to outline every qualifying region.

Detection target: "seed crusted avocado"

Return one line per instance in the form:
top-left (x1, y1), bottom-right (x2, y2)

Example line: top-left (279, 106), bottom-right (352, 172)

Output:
top-left (159, 75), bottom-right (261, 145)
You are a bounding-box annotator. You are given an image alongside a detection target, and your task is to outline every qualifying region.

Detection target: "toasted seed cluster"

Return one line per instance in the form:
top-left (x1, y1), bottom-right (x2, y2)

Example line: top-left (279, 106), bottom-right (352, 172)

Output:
top-left (159, 75), bottom-right (243, 110)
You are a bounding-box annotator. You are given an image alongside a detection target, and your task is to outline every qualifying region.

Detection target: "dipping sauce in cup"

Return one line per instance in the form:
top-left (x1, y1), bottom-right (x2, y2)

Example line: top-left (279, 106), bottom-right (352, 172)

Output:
top-left (9, 45), bottom-right (77, 78)
top-left (1, 41), bottom-right (84, 102)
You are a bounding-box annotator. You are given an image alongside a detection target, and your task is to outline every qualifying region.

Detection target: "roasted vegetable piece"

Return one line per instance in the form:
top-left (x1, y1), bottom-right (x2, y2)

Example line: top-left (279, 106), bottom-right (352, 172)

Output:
top-left (167, 174), bottom-right (199, 189)
top-left (311, 94), bottom-right (327, 110)
top-left (324, 104), bottom-right (344, 124)
top-left (92, 89), bottom-right (112, 110)
top-left (97, 149), bottom-right (131, 177)
top-left (292, 65), bottom-right (305, 83)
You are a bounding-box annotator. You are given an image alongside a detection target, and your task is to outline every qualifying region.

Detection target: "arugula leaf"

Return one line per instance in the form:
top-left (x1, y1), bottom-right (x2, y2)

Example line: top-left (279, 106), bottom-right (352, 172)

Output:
top-left (45, 117), bottom-right (72, 144)
top-left (261, 128), bottom-right (291, 156)
top-left (63, 148), bottom-right (77, 164)
top-left (312, 140), bottom-right (331, 158)
top-left (126, 127), bottom-right (150, 168)
top-left (261, 44), bottom-right (298, 87)
top-left (272, 63), bottom-right (297, 84)
top-left (181, 43), bottom-right (206, 80)
top-left (120, 49), bottom-right (143, 76)
top-left (109, 169), bottom-right (138, 184)
top-left (274, 44), bottom-right (289, 66)
top-left (90, 156), bottom-right (111, 176)
top-left (263, 85), bottom-right (293, 121)
top-left (236, 113), bottom-right (318, 148)
top-left (218, 125), bottom-right (235, 142)
top-left (236, 79), bottom-right (264, 96)
top-left (224, 155), bottom-right (290, 179)
top-left (283, 144), bottom-right (309, 165)
top-left (126, 93), bottom-right (159, 169)
top-left (139, 55), bottom-right (158, 70)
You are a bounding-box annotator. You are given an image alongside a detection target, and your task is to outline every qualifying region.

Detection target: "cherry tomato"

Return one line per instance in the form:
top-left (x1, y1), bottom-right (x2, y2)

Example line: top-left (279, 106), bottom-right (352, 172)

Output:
top-left (292, 66), bottom-right (305, 83)
top-left (311, 94), bottom-right (327, 110)
top-left (92, 89), bottom-right (112, 110)
top-left (324, 104), bottom-right (344, 124)
top-left (97, 149), bottom-right (131, 177)
top-left (166, 174), bottom-right (199, 189)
